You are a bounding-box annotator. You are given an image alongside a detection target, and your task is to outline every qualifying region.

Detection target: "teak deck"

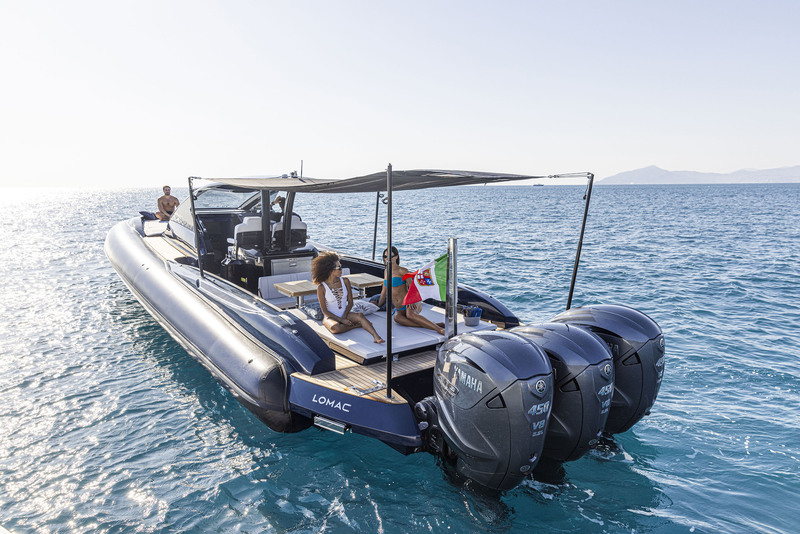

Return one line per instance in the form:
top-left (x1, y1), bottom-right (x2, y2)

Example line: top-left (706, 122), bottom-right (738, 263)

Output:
top-left (292, 350), bottom-right (438, 404)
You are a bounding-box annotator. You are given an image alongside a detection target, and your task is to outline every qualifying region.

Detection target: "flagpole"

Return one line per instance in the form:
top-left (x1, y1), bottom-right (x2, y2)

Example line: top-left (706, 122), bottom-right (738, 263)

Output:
top-left (385, 164), bottom-right (393, 399)
top-left (445, 237), bottom-right (458, 339)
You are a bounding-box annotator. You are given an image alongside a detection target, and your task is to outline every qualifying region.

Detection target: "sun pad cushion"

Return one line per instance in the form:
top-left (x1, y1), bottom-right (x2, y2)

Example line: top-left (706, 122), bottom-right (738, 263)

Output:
top-left (287, 304), bottom-right (496, 360)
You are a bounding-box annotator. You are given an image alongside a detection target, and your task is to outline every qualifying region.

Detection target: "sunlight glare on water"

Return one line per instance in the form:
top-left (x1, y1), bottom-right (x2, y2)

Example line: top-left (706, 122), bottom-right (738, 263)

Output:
top-left (0, 184), bottom-right (798, 533)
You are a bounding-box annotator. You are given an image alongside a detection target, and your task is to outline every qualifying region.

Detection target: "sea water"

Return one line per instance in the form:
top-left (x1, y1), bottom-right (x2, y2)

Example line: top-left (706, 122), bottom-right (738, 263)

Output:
top-left (0, 184), bottom-right (798, 533)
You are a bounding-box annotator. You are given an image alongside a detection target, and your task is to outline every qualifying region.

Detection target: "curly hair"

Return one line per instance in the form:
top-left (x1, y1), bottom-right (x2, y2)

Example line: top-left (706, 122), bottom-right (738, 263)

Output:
top-left (311, 252), bottom-right (340, 284)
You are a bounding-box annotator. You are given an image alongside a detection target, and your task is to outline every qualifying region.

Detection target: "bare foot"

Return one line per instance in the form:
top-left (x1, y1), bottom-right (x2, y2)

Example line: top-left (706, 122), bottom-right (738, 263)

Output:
top-left (436, 327), bottom-right (445, 336)
top-left (374, 337), bottom-right (385, 344)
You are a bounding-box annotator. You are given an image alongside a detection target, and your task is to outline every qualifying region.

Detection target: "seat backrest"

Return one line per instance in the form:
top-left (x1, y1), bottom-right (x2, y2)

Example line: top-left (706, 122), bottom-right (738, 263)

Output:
top-left (272, 215), bottom-right (306, 233)
top-left (235, 216), bottom-right (261, 235)
top-left (258, 272), bottom-right (300, 300)
top-left (273, 215), bottom-right (307, 248)
top-left (235, 216), bottom-right (264, 250)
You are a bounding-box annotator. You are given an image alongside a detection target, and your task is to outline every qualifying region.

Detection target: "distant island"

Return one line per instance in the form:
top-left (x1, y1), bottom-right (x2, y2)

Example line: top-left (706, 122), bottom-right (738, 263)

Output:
top-left (599, 165), bottom-right (800, 185)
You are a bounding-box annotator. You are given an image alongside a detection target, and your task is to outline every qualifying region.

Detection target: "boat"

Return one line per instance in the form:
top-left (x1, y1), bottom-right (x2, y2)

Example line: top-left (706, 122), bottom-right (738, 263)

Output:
top-left (105, 168), bottom-right (665, 491)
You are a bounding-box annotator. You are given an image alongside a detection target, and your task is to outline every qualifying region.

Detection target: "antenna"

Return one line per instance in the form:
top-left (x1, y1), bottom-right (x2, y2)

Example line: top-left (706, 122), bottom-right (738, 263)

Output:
top-left (300, 160), bottom-right (304, 179)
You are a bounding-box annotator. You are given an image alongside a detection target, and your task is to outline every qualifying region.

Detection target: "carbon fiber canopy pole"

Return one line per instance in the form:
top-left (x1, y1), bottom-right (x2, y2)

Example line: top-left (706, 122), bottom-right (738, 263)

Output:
top-left (385, 164), bottom-right (393, 399)
top-left (188, 177), bottom-right (205, 282)
top-left (566, 173), bottom-right (595, 310)
top-left (372, 192), bottom-right (382, 260)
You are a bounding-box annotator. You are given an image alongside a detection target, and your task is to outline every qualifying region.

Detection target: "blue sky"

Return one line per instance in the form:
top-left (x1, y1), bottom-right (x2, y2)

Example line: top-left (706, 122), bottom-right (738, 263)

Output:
top-left (1, 1), bottom-right (798, 187)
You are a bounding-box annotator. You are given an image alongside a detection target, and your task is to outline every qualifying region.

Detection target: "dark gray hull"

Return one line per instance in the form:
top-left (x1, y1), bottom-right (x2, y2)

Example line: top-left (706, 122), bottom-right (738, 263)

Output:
top-left (105, 213), bottom-right (663, 490)
top-left (105, 218), bottom-right (334, 432)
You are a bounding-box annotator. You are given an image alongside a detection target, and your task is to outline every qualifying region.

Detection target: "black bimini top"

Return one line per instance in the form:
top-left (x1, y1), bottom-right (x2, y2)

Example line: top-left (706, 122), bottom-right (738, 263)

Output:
top-left (195, 169), bottom-right (591, 193)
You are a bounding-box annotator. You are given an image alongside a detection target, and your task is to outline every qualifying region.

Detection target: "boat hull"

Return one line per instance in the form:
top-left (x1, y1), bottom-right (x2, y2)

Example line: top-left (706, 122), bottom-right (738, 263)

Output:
top-left (105, 218), bottom-right (325, 432)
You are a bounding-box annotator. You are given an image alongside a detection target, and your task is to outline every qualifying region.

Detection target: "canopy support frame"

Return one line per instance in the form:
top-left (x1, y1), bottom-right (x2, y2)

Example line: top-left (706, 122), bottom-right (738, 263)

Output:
top-left (566, 173), bottom-right (595, 310)
top-left (385, 165), bottom-right (394, 399)
top-left (188, 176), bottom-right (206, 283)
top-left (372, 192), bottom-right (385, 261)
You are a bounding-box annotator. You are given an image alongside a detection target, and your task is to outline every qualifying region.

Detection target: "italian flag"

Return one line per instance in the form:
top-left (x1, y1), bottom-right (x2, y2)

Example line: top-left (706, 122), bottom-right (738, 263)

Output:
top-left (402, 253), bottom-right (448, 306)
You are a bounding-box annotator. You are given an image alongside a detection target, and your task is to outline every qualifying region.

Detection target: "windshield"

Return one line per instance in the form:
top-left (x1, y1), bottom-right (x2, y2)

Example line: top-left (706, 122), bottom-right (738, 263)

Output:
top-left (194, 188), bottom-right (258, 209)
top-left (169, 187), bottom-right (259, 246)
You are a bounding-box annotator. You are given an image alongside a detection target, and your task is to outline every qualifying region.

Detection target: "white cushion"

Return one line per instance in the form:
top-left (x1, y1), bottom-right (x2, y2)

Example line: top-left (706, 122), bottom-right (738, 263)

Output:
top-left (286, 304), bottom-right (496, 361)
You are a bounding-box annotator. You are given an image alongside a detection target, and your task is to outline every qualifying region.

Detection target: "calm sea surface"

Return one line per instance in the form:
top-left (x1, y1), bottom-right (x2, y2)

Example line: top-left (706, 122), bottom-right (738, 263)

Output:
top-left (1, 183), bottom-right (798, 533)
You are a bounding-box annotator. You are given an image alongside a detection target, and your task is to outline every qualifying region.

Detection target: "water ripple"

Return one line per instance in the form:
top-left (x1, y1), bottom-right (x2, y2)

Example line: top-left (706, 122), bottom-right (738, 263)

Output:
top-left (1, 184), bottom-right (799, 533)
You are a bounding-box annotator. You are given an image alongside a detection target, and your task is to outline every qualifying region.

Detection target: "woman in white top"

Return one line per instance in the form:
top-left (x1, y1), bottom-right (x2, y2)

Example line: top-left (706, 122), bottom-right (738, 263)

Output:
top-left (312, 252), bottom-right (384, 344)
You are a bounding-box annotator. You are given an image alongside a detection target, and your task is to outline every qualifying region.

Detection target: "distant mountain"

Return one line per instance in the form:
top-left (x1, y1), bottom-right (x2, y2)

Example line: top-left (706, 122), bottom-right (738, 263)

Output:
top-left (599, 165), bottom-right (800, 185)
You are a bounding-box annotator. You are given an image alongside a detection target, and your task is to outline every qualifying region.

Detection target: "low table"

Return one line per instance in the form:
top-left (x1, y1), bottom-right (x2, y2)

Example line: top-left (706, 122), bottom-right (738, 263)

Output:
top-left (273, 279), bottom-right (318, 307)
top-left (275, 273), bottom-right (385, 308)
top-left (343, 273), bottom-right (384, 298)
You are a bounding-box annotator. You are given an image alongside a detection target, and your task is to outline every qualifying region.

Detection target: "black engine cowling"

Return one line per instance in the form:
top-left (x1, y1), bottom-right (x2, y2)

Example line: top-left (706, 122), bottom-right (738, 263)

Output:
top-left (416, 330), bottom-right (554, 491)
top-left (511, 323), bottom-right (614, 463)
top-left (551, 305), bottom-right (665, 434)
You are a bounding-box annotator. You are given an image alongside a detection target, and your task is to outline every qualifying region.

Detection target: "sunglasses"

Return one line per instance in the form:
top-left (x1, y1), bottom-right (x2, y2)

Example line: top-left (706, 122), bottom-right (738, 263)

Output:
top-left (383, 253), bottom-right (397, 260)
top-left (333, 264), bottom-right (342, 270)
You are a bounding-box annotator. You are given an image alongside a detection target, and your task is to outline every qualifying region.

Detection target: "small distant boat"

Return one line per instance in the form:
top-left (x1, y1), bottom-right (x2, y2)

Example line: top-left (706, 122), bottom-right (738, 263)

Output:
top-left (532, 183), bottom-right (544, 186)
top-left (105, 168), bottom-right (664, 491)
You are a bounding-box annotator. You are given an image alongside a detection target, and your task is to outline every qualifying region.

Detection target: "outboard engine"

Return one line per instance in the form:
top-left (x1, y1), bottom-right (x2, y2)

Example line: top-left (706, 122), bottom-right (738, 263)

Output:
top-left (551, 305), bottom-right (665, 434)
top-left (415, 331), bottom-right (553, 491)
top-left (512, 323), bottom-right (614, 463)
